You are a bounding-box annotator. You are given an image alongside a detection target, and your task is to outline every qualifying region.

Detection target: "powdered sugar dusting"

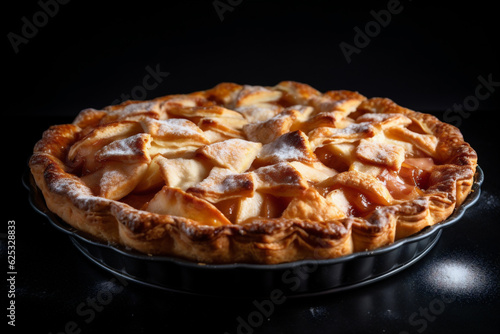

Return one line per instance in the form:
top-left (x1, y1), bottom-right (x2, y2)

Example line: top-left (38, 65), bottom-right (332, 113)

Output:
top-left (187, 167), bottom-right (255, 202)
top-left (259, 131), bottom-right (315, 163)
top-left (336, 122), bottom-right (373, 135)
top-left (121, 101), bottom-right (158, 114)
top-left (356, 139), bottom-right (405, 169)
top-left (100, 168), bottom-right (126, 189)
top-left (357, 113), bottom-right (399, 122)
top-left (49, 174), bottom-right (93, 197)
top-left (143, 118), bottom-right (205, 139)
top-left (356, 113), bottom-right (411, 128)
top-left (48, 172), bottom-right (112, 208)
top-left (95, 133), bottom-right (150, 162)
top-left (268, 140), bottom-right (306, 161)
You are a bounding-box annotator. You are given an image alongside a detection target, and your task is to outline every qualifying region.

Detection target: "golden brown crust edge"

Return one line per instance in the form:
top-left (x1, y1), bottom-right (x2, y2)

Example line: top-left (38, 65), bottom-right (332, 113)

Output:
top-left (29, 88), bottom-right (478, 264)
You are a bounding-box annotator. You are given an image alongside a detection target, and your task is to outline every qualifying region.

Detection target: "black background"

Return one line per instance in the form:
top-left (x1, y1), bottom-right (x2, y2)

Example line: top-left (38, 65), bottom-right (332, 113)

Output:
top-left (4, 0), bottom-right (500, 333)
top-left (6, 0), bottom-right (500, 115)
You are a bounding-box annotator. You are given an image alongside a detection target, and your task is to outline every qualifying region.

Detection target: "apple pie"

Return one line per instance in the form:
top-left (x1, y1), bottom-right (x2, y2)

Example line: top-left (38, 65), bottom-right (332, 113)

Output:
top-left (29, 81), bottom-right (478, 264)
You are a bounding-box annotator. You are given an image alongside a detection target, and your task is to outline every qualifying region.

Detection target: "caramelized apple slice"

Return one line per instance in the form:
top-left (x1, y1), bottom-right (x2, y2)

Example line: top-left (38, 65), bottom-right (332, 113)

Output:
top-left (341, 188), bottom-right (380, 216)
top-left (146, 186), bottom-right (231, 226)
top-left (399, 161), bottom-right (432, 190)
top-left (378, 169), bottom-right (424, 200)
top-left (315, 143), bottom-right (357, 172)
top-left (403, 157), bottom-right (435, 171)
top-left (376, 157), bottom-right (433, 201)
top-left (319, 170), bottom-right (394, 206)
top-left (259, 194), bottom-right (290, 219)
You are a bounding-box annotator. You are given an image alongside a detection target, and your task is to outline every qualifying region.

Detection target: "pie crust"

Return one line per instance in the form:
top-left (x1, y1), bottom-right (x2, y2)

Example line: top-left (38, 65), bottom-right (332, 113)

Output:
top-left (29, 81), bottom-right (478, 264)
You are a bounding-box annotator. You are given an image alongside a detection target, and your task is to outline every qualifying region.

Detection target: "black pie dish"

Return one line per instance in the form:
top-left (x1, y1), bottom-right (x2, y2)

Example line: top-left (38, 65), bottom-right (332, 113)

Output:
top-left (23, 166), bottom-right (483, 298)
